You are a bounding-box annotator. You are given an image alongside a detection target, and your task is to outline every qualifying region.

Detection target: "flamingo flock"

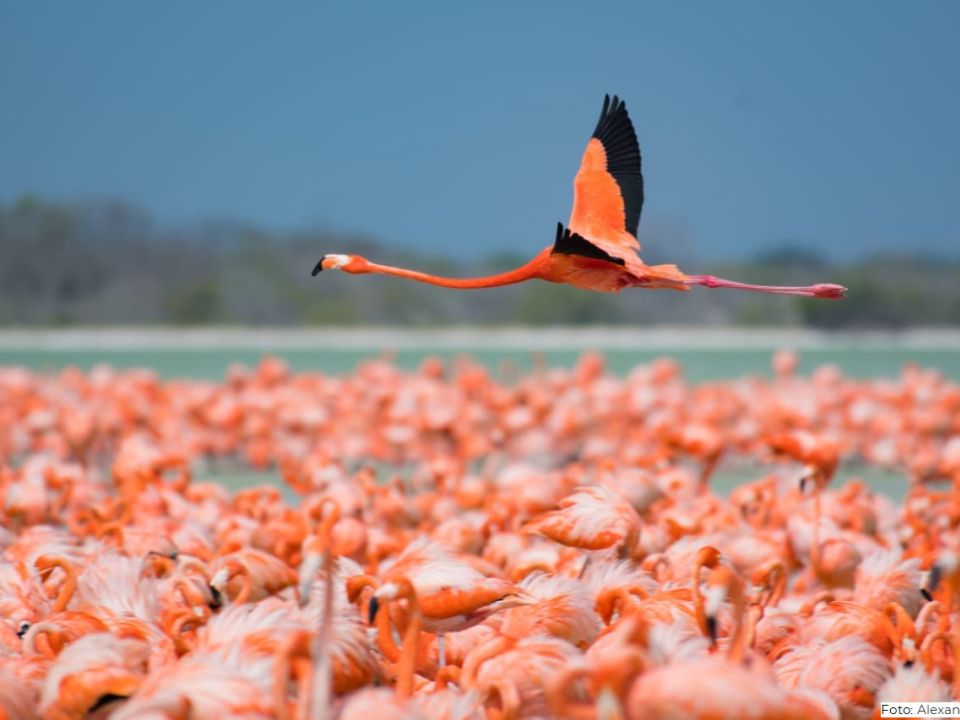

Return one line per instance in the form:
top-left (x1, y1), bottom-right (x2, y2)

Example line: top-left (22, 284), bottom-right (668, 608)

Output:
top-left (0, 352), bottom-right (959, 718)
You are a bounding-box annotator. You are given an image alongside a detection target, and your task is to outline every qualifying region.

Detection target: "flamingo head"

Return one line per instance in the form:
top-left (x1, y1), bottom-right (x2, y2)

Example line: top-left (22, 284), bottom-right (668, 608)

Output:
top-left (925, 550), bottom-right (959, 600)
top-left (312, 254), bottom-right (367, 275)
top-left (368, 580), bottom-right (399, 624)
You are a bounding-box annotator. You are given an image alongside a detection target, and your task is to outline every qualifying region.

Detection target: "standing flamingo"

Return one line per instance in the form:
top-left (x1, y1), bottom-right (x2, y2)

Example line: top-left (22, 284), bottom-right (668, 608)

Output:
top-left (371, 540), bottom-right (529, 668)
top-left (313, 95), bottom-right (846, 300)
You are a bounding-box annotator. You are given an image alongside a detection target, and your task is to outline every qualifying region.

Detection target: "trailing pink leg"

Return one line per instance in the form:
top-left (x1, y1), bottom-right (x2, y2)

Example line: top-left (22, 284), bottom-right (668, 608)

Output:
top-left (685, 274), bottom-right (846, 299)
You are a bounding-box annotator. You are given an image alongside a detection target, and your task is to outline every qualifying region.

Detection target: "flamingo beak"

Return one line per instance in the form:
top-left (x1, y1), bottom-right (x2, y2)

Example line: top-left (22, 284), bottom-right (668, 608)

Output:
top-left (706, 614), bottom-right (718, 644)
top-left (312, 254), bottom-right (351, 276)
top-left (368, 596), bottom-right (380, 624)
top-left (208, 568), bottom-right (228, 608)
top-left (89, 694), bottom-right (129, 713)
top-left (924, 564), bottom-right (942, 601)
top-left (208, 584), bottom-right (223, 609)
top-left (704, 583), bottom-right (726, 646)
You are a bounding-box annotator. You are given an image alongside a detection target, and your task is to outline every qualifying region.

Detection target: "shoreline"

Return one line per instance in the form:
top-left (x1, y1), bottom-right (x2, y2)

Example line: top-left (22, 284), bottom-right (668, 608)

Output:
top-left (1, 325), bottom-right (960, 351)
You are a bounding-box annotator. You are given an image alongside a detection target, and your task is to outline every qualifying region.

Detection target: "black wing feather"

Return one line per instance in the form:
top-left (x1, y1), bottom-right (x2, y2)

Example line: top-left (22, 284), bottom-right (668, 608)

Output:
top-left (551, 222), bottom-right (625, 266)
top-left (592, 94), bottom-right (644, 236)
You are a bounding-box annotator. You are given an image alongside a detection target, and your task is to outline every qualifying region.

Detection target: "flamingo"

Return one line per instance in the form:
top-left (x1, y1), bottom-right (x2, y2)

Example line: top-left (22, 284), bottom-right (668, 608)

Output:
top-left (876, 662), bottom-right (951, 706)
top-left (522, 485), bottom-right (642, 560)
top-left (39, 633), bottom-right (149, 720)
top-left (313, 94), bottom-right (846, 300)
top-left (773, 636), bottom-right (891, 720)
top-left (370, 539), bottom-right (530, 668)
top-left (208, 548), bottom-right (298, 605)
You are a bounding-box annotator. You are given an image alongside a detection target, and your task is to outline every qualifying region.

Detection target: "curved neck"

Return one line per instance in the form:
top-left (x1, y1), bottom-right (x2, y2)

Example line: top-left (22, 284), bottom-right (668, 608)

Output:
top-left (767, 563), bottom-right (786, 607)
top-left (363, 255), bottom-right (544, 289)
top-left (727, 583), bottom-right (747, 663)
top-left (231, 568), bottom-right (253, 605)
top-left (36, 556), bottom-right (76, 613)
top-left (396, 585), bottom-right (421, 699)
top-left (692, 547), bottom-right (720, 637)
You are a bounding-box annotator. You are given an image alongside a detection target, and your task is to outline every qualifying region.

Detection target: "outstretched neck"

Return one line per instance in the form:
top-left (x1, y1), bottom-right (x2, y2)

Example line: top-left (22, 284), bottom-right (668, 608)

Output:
top-left (363, 254), bottom-right (545, 289)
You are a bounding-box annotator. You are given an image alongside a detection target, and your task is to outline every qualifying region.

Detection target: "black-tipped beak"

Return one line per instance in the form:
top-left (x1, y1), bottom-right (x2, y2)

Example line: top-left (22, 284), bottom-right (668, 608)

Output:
top-left (311, 259), bottom-right (324, 276)
top-left (925, 565), bottom-right (942, 600)
top-left (706, 615), bottom-right (718, 645)
top-left (208, 584), bottom-right (223, 609)
top-left (89, 693), bottom-right (128, 713)
top-left (16, 623), bottom-right (29, 639)
top-left (146, 548), bottom-right (178, 561)
top-left (799, 476), bottom-right (808, 493)
top-left (368, 596), bottom-right (380, 625)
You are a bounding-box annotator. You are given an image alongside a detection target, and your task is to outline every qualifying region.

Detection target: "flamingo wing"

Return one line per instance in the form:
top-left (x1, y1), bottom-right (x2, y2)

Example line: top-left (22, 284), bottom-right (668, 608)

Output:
top-left (568, 94), bottom-right (644, 251)
top-left (551, 223), bottom-right (625, 266)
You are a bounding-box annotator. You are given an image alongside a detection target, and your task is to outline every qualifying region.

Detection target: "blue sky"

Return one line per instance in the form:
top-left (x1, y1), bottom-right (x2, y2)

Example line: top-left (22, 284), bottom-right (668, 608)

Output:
top-left (1, 1), bottom-right (958, 261)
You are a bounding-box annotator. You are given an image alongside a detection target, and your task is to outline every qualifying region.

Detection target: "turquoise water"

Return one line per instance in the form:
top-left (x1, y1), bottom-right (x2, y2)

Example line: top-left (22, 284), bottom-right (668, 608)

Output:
top-left (2, 347), bottom-right (959, 381)
top-left (204, 463), bottom-right (911, 503)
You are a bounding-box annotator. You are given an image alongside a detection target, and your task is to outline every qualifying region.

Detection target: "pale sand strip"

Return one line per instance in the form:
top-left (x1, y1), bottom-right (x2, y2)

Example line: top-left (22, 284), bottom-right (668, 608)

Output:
top-left (1, 326), bottom-right (960, 351)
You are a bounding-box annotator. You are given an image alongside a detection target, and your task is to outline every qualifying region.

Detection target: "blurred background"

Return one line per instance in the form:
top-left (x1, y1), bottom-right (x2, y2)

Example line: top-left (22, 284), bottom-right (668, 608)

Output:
top-left (1, 2), bottom-right (958, 343)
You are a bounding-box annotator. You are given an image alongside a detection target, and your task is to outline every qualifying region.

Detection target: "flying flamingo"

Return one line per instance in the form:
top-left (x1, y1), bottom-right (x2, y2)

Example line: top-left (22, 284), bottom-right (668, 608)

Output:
top-left (313, 94), bottom-right (846, 300)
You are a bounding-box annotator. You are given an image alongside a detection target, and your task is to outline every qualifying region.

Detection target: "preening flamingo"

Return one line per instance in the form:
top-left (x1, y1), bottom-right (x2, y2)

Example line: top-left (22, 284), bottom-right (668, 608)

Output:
top-left (313, 94), bottom-right (846, 299)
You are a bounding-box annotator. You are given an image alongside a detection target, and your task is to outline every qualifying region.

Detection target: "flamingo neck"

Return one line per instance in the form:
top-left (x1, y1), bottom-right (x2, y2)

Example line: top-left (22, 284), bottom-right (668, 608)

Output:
top-left (309, 548), bottom-right (336, 720)
top-left (36, 556), bottom-right (76, 613)
top-left (234, 570), bottom-right (253, 604)
top-left (692, 548), bottom-right (720, 637)
top-left (396, 585), bottom-right (422, 699)
top-left (727, 586), bottom-right (747, 663)
top-left (273, 631), bottom-right (310, 720)
top-left (767, 564), bottom-right (786, 607)
top-left (374, 602), bottom-right (402, 662)
top-left (363, 255), bottom-right (544, 289)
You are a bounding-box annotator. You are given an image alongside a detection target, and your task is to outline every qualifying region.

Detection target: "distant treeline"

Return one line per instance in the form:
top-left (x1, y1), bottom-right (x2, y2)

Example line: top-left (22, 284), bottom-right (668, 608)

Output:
top-left (2, 196), bottom-right (958, 328)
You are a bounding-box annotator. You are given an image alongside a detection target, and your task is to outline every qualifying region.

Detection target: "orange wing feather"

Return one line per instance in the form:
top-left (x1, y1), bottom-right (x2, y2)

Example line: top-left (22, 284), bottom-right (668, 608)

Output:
top-left (568, 95), bottom-right (644, 252)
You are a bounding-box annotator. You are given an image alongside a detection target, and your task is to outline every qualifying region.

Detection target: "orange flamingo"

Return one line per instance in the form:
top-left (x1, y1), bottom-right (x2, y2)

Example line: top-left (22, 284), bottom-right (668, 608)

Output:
top-left (371, 539), bottom-right (529, 668)
top-left (313, 94), bottom-right (846, 300)
top-left (773, 635), bottom-right (891, 719)
top-left (522, 485), bottom-right (642, 560)
top-left (38, 632), bottom-right (149, 720)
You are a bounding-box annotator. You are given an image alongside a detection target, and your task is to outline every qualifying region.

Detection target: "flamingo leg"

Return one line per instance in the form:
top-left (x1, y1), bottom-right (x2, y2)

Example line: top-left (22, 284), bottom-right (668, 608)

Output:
top-left (685, 275), bottom-right (846, 299)
top-left (438, 633), bottom-right (446, 668)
